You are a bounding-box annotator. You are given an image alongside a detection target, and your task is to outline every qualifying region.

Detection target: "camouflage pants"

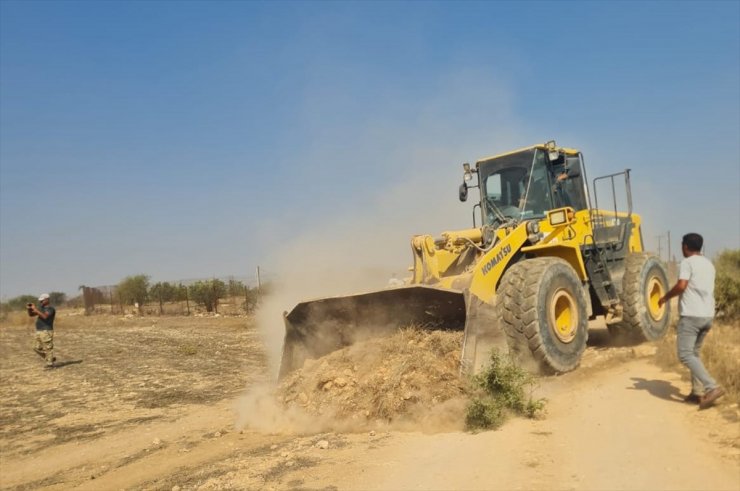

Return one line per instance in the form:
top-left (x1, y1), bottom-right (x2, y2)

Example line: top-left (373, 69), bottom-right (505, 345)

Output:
top-left (34, 330), bottom-right (54, 366)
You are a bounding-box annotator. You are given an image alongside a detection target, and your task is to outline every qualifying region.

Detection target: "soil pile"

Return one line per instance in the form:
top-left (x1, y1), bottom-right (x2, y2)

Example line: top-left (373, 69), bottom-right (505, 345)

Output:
top-left (277, 328), bottom-right (470, 427)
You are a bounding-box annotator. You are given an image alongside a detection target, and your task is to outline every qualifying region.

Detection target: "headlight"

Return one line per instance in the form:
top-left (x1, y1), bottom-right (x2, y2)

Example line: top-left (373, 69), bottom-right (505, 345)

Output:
top-left (549, 210), bottom-right (567, 226)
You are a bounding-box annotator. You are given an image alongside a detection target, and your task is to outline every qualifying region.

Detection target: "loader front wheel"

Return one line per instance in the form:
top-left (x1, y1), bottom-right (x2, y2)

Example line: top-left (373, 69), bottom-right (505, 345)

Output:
top-left (614, 253), bottom-right (671, 342)
top-left (498, 257), bottom-right (588, 374)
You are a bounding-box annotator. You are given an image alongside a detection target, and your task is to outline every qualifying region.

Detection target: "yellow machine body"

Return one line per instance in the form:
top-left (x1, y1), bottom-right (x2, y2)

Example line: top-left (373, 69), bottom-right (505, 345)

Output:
top-left (279, 142), bottom-right (664, 379)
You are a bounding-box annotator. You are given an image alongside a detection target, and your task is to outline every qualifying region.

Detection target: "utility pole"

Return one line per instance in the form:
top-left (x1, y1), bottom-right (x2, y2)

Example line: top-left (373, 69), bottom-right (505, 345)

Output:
top-left (655, 235), bottom-right (664, 261)
top-left (256, 266), bottom-right (262, 292)
top-left (667, 230), bottom-right (672, 263)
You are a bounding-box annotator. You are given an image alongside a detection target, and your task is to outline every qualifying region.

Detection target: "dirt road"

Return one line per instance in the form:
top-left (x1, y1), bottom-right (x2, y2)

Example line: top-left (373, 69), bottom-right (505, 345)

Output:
top-left (1, 316), bottom-right (738, 490)
top-left (292, 359), bottom-right (739, 491)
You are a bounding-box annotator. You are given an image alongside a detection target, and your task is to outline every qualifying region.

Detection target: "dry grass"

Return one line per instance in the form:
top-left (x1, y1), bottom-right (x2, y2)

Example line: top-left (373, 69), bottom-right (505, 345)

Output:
top-left (655, 321), bottom-right (740, 403)
top-left (0, 310), bottom-right (35, 328)
top-left (0, 312), bottom-right (266, 459)
top-left (0, 307), bottom-right (250, 331)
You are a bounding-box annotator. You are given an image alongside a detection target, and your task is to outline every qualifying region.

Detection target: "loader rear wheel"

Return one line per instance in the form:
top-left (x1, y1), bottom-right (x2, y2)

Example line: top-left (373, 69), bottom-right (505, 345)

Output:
top-left (612, 253), bottom-right (671, 342)
top-left (498, 257), bottom-right (588, 374)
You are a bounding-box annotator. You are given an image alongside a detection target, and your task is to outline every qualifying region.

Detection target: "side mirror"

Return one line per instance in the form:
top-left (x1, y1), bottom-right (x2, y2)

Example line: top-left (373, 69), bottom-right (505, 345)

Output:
top-left (459, 182), bottom-right (468, 202)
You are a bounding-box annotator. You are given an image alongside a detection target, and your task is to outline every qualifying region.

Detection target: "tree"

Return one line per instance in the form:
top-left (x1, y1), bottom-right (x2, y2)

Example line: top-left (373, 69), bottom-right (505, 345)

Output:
top-left (117, 275), bottom-right (150, 306)
top-left (49, 291), bottom-right (67, 305)
top-left (244, 286), bottom-right (260, 313)
top-left (189, 279), bottom-right (227, 313)
top-left (227, 279), bottom-right (247, 297)
top-left (149, 281), bottom-right (178, 303)
top-left (175, 283), bottom-right (189, 302)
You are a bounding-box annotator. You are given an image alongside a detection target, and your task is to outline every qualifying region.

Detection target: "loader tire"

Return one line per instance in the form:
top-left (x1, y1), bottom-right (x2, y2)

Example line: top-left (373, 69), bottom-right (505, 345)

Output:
top-left (612, 253), bottom-right (671, 342)
top-left (498, 257), bottom-right (588, 374)
top-left (495, 261), bottom-right (531, 361)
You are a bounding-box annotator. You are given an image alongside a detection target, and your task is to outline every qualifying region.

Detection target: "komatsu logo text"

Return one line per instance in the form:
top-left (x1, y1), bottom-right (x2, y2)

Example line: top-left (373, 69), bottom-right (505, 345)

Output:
top-left (482, 244), bottom-right (512, 275)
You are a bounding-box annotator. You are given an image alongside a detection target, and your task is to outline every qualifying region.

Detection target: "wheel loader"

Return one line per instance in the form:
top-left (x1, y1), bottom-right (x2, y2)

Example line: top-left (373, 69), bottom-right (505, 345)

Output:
top-left (279, 141), bottom-right (671, 379)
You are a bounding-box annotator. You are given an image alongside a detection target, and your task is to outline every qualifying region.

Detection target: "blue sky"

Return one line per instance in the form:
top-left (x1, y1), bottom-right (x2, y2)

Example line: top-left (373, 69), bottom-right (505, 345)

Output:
top-left (1, 1), bottom-right (739, 299)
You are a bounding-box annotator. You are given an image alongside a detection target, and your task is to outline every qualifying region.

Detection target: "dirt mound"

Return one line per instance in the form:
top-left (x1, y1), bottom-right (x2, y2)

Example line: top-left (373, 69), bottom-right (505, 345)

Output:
top-left (276, 328), bottom-right (470, 429)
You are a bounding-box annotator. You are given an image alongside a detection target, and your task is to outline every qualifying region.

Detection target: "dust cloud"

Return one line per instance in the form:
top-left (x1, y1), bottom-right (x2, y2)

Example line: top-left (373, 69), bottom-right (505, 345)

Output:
top-left (239, 71), bottom-right (532, 432)
top-left (254, 139), bottom-right (528, 376)
top-left (236, 328), bottom-right (471, 435)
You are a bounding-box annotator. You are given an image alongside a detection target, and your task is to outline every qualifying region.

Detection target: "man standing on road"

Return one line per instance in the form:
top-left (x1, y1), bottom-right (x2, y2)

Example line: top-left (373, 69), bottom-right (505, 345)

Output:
top-left (658, 233), bottom-right (724, 410)
top-left (28, 293), bottom-right (56, 369)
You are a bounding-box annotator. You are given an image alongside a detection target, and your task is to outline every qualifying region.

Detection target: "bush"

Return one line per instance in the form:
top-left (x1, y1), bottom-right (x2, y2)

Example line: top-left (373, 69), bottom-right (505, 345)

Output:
top-left (1, 292), bottom-right (67, 314)
top-left (0, 295), bottom-right (35, 321)
top-left (714, 249), bottom-right (740, 320)
top-left (465, 350), bottom-right (546, 431)
top-left (465, 398), bottom-right (506, 430)
top-left (3, 294), bottom-right (38, 311)
top-left (117, 274), bottom-right (150, 306)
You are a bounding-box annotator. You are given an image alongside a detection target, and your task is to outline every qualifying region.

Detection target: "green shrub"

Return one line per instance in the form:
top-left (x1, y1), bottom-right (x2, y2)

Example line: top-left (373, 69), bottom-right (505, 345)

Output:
top-left (465, 350), bottom-right (546, 431)
top-left (465, 398), bottom-right (506, 430)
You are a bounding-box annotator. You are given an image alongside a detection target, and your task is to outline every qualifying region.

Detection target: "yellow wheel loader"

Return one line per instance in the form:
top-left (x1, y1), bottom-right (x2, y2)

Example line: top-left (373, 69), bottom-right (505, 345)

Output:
top-left (279, 141), bottom-right (671, 378)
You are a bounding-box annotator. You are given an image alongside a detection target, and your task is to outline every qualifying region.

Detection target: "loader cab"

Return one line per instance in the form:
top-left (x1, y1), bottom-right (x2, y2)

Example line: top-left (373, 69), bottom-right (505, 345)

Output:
top-left (471, 145), bottom-right (589, 227)
top-left (548, 153), bottom-right (589, 212)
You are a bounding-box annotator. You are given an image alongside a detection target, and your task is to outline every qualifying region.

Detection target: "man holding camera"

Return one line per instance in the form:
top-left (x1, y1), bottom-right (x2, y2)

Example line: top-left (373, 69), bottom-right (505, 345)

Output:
top-left (28, 293), bottom-right (56, 369)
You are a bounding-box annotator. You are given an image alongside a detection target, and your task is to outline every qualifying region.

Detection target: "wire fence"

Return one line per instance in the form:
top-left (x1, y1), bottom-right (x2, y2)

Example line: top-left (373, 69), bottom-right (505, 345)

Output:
top-left (79, 272), bottom-right (274, 316)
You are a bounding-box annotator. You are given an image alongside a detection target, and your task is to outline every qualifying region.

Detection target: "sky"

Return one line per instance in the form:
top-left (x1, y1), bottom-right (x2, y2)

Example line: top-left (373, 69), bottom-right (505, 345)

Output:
top-left (1, 1), bottom-right (739, 300)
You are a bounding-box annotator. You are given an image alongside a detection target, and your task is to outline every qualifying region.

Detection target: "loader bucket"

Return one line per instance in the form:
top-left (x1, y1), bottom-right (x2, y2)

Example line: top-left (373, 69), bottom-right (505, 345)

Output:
top-left (278, 285), bottom-right (466, 380)
top-left (278, 285), bottom-right (510, 380)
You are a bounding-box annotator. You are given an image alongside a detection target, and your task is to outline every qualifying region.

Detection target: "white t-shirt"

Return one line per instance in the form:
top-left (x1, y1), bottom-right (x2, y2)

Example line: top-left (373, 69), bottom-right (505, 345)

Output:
top-left (678, 254), bottom-right (715, 317)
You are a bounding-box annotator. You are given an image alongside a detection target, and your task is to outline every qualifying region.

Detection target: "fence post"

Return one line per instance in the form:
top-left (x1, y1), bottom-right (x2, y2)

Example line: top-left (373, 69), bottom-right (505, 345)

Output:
top-left (185, 286), bottom-right (191, 316)
top-left (213, 280), bottom-right (218, 314)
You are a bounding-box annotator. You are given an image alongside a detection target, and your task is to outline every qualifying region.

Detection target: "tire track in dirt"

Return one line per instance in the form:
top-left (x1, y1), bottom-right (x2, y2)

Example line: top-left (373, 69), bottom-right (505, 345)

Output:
top-left (51, 355), bottom-right (738, 491)
top-left (290, 357), bottom-right (739, 491)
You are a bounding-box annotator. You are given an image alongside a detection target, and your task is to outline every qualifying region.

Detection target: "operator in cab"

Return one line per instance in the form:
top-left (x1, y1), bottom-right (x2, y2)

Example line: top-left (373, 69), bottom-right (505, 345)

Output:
top-left (550, 156), bottom-right (588, 211)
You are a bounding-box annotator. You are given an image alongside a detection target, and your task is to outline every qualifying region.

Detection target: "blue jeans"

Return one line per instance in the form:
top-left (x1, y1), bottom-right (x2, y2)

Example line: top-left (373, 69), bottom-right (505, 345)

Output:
top-left (676, 316), bottom-right (717, 395)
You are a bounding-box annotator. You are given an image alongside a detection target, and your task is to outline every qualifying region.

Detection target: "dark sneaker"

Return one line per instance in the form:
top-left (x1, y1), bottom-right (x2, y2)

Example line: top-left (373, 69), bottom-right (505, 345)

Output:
top-left (699, 387), bottom-right (725, 410)
top-left (683, 393), bottom-right (701, 404)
